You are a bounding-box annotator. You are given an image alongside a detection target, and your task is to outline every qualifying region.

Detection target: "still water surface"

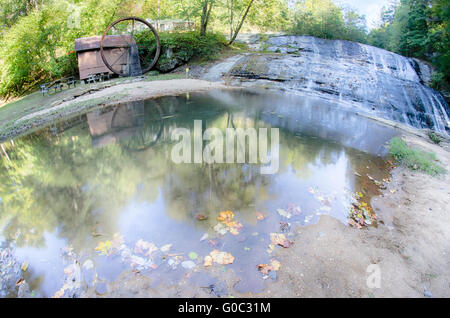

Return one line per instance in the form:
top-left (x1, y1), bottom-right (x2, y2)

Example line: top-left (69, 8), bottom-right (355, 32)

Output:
top-left (0, 90), bottom-right (397, 297)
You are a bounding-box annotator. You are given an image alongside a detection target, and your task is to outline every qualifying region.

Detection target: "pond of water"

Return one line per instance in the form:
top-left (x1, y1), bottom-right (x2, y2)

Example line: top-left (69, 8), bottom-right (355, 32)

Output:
top-left (0, 89), bottom-right (398, 297)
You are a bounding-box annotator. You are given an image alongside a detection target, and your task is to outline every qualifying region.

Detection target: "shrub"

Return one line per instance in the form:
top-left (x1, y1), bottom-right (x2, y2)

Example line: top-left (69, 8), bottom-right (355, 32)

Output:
top-left (389, 137), bottom-right (446, 176)
top-left (135, 31), bottom-right (227, 72)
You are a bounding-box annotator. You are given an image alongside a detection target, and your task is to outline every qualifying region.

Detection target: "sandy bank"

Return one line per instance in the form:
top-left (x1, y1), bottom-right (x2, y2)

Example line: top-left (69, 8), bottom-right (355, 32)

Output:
top-left (0, 79), bottom-right (229, 141)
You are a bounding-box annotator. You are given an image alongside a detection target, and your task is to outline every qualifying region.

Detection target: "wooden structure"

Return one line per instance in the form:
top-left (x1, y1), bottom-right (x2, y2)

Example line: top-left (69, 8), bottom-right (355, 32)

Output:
top-left (74, 35), bottom-right (141, 80)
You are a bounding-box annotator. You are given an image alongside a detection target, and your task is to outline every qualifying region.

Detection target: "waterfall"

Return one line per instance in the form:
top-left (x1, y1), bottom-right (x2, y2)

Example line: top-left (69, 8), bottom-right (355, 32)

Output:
top-left (207, 35), bottom-right (450, 135)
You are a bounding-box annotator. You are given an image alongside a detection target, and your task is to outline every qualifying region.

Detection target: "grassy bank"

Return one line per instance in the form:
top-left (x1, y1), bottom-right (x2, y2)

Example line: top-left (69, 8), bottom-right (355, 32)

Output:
top-left (389, 137), bottom-right (446, 176)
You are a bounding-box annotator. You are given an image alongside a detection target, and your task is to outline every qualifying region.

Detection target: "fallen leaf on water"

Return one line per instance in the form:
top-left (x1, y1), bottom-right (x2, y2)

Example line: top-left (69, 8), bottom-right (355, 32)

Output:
top-left (213, 223), bottom-right (228, 235)
top-left (196, 214), bottom-right (208, 220)
top-left (270, 233), bottom-right (293, 248)
top-left (200, 233), bottom-right (209, 241)
top-left (207, 249), bottom-right (235, 265)
top-left (95, 240), bottom-right (112, 255)
top-left (204, 255), bottom-right (213, 267)
top-left (188, 252), bottom-right (198, 260)
top-left (217, 211), bottom-right (234, 224)
top-left (255, 211), bottom-right (265, 221)
top-left (21, 261), bottom-right (28, 272)
top-left (215, 211), bottom-right (243, 235)
top-left (258, 259), bottom-right (281, 275)
top-left (134, 239), bottom-right (158, 257)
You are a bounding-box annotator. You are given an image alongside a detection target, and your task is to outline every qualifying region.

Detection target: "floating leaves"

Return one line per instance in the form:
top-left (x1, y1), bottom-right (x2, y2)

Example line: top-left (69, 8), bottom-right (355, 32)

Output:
top-left (196, 214), bottom-right (208, 221)
top-left (213, 223), bottom-right (228, 235)
top-left (270, 233), bottom-right (293, 248)
top-left (348, 192), bottom-right (377, 228)
top-left (255, 211), bottom-right (265, 221)
top-left (367, 174), bottom-right (382, 187)
top-left (257, 259), bottom-right (281, 275)
top-left (21, 261), bottom-right (28, 272)
top-left (214, 211), bottom-right (243, 236)
top-left (94, 233), bottom-right (125, 256)
top-left (130, 255), bottom-right (155, 269)
top-left (204, 249), bottom-right (235, 266)
top-left (204, 255), bottom-right (213, 267)
top-left (217, 211), bottom-right (235, 225)
top-left (94, 240), bottom-right (112, 255)
top-left (134, 239), bottom-right (158, 257)
top-left (188, 252), bottom-right (198, 260)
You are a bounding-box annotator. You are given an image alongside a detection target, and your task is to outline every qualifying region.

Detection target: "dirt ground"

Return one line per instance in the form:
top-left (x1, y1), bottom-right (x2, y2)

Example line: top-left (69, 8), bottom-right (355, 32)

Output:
top-left (0, 78), bottom-right (227, 142)
top-left (245, 131), bottom-right (450, 298)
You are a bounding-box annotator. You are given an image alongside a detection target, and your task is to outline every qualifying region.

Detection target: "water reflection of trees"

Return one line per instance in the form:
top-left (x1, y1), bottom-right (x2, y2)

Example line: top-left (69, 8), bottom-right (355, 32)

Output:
top-left (0, 92), bottom-right (378, 250)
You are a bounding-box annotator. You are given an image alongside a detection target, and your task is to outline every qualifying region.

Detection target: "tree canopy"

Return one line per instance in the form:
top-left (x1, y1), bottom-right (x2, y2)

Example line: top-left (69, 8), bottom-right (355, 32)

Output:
top-left (368, 0), bottom-right (449, 90)
top-left (0, 0), bottom-right (448, 99)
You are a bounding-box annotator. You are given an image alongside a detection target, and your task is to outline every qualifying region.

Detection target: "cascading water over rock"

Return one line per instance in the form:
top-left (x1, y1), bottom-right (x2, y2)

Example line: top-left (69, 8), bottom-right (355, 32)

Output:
top-left (203, 35), bottom-right (450, 134)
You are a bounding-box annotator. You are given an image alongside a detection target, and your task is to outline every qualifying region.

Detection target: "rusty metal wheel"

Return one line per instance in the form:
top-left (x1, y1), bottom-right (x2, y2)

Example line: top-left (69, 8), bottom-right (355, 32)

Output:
top-left (100, 17), bottom-right (161, 77)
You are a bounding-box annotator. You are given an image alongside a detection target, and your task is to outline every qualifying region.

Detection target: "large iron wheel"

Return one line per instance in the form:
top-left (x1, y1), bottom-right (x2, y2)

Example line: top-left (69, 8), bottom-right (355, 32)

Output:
top-left (100, 17), bottom-right (161, 77)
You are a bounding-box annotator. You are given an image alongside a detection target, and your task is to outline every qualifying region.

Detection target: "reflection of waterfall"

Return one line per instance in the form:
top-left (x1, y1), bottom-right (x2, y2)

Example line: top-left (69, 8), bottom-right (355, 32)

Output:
top-left (207, 90), bottom-right (397, 156)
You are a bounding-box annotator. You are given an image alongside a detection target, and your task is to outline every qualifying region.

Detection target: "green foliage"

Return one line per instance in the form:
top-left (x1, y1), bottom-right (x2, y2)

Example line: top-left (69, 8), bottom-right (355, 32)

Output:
top-left (389, 137), bottom-right (446, 175)
top-left (290, 0), bottom-right (367, 43)
top-left (0, 0), bottom-right (133, 98)
top-left (159, 31), bottom-right (227, 62)
top-left (368, 0), bottom-right (450, 89)
top-left (0, 0), bottom-right (48, 28)
top-left (135, 30), bottom-right (227, 72)
top-left (427, 131), bottom-right (442, 144)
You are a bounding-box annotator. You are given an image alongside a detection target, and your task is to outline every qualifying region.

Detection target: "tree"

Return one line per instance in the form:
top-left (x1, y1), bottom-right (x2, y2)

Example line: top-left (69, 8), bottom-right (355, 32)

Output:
top-left (200, 0), bottom-right (214, 35)
top-left (368, 0), bottom-right (449, 89)
top-left (228, 0), bottom-right (254, 44)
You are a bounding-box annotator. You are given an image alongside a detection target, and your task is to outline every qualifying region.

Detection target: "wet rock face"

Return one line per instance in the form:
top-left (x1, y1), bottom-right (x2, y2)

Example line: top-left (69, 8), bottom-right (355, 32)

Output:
top-left (204, 35), bottom-right (449, 134)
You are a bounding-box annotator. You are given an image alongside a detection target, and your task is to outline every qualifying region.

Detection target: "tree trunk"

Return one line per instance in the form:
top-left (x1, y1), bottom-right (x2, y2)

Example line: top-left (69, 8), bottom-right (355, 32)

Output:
top-left (228, 0), bottom-right (254, 45)
top-left (200, 0), bottom-right (214, 36)
top-left (229, 0), bottom-right (234, 41)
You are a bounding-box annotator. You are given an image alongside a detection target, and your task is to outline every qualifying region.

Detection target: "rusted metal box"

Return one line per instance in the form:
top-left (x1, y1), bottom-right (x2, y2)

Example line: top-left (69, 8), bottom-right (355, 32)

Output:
top-left (74, 35), bottom-right (139, 80)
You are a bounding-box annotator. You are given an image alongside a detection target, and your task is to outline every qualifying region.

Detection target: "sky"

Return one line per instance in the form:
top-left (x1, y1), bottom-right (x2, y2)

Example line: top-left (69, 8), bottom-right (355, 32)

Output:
top-left (333, 0), bottom-right (394, 30)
